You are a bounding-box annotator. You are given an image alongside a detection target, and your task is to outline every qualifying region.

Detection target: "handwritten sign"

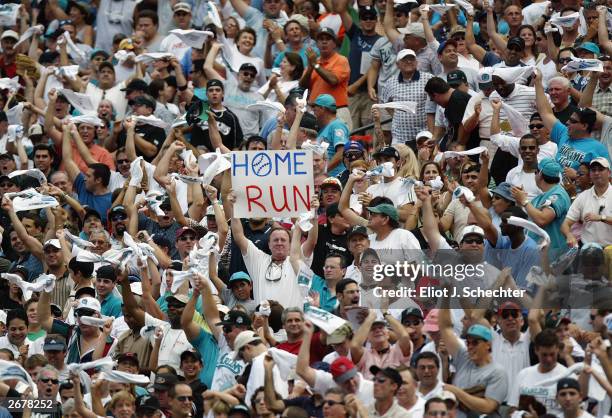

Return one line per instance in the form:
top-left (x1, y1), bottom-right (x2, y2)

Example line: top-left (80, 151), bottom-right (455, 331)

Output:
top-left (231, 150), bottom-right (314, 218)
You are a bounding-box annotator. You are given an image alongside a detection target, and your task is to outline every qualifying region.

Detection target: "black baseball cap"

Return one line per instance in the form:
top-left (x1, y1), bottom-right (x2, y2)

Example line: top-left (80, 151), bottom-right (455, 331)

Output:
top-left (316, 27), bottom-right (337, 41)
top-left (153, 373), bottom-right (179, 391)
top-left (136, 395), bottom-right (161, 413)
top-left (117, 352), bottom-right (139, 366)
top-left (369, 366), bottom-right (403, 386)
top-left (74, 286), bottom-right (96, 299)
top-left (121, 78), bottom-right (148, 93)
top-left (109, 205), bottom-right (127, 217)
top-left (507, 36), bottom-right (525, 49)
top-left (180, 349), bottom-right (203, 363)
top-left (239, 63), bottom-right (258, 74)
top-left (557, 377), bottom-right (580, 392)
top-left (347, 225), bottom-right (368, 240)
top-left (447, 70), bottom-right (468, 87)
top-left (43, 335), bottom-right (67, 351)
top-left (359, 6), bottom-right (377, 18)
top-left (228, 404), bottom-right (251, 418)
top-left (84, 207), bottom-right (102, 222)
top-left (207, 79), bottom-right (224, 90)
top-left (373, 146), bottom-right (400, 160)
top-left (401, 307), bottom-right (424, 322)
top-left (216, 311), bottom-right (252, 327)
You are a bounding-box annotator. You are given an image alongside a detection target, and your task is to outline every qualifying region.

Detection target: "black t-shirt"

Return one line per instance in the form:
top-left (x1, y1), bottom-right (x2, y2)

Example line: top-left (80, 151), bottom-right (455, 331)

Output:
top-left (117, 124), bottom-right (166, 161)
top-left (554, 103), bottom-right (578, 125)
top-left (346, 25), bottom-right (381, 87)
top-left (191, 107), bottom-right (244, 152)
top-left (311, 224), bottom-right (351, 277)
top-left (444, 90), bottom-right (479, 150)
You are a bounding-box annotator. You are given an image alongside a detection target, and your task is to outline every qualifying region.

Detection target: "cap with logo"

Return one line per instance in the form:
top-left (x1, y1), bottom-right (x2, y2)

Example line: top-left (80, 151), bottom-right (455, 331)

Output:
top-left (373, 146), bottom-right (401, 160)
top-left (136, 395), bottom-right (161, 413)
top-left (359, 6), bottom-right (377, 18)
top-left (458, 225), bottom-right (485, 243)
top-left (313, 94), bottom-right (337, 111)
top-left (343, 141), bottom-right (364, 155)
top-left (153, 373), bottom-right (179, 391)
top-left (477, 68), bottom-right (494, 88)
top-left (367, 203), bottom-right (399, 222)
top-left (239, 63), bottom-right (258, 74)
top-left (398, 22), bottom-right (425, 39)
top-left (43, 239), bottom-right (62, 249)
top-left (401, 307), bottom-right (424, 323)
top-left (43, 335), bottom-right (67, 351)
top-left (447, 70), bottom-right (468, 87)
top-left (75, 296), bottom-right (101, 313)
top-left (175, 226), bottom-right (197, 240)
top-left (347, 225), bottom-right (369, 240)
top-left (216, 310), bottom-right (252, 327)
top-left (557, 377), bottom-right (580, 393)
top-left (233, 331), bottom-right (260, 360)
top-left (370, 366), bottom-right (403, 386)
top-left (316, 27), bottom-right (337, 41)
top-left (207, 79), bottom-right (225, 90)
top-left (330, 357), bottom-right (357, 383)
top-left (538, 158), bottom-right (563, 177)
top-left (321, 177), bottom-right (343, 191)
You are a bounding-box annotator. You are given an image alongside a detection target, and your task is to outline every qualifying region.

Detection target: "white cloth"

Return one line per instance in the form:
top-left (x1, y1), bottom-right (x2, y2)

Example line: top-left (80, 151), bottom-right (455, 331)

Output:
top-left (507, 363), bottom-right (568, 415)
top-left (144, 313), bottom-right (193, 376)
top-left (245, 352), bottom-right (289, 404)
top-left (313, 370), bottom-right (374, 405)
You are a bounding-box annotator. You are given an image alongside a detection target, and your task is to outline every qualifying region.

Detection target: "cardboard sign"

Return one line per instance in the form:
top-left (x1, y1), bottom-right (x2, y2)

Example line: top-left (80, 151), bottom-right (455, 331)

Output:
top-left (231, 150), bottom-right (314, 218)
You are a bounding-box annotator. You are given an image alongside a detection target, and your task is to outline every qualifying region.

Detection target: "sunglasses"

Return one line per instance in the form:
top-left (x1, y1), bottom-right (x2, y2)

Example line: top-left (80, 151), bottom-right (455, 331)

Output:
top-left (324, 400), bottom-right (345, 406)
top-left (223, 325), bottom-right (233, 333)
top-left (0, 182), bottom-right (13, 188)
top-left (501, 309), bottom-right (520, 319)
top-left (462, 237), bottom-right (483, 244)
top-left (345, 151), bottom-right (363, 160)
top-left (40, 378), bottom-right (59, 384)
top-left (75, 309), bottom-right (96, 317)
top-left (241, 72), bottom-right (256, 79)
top-left (111, 213), bottom-right (127, 222)
top-left (117, 159), bottom-right (130, 165)
top-left (360, 15), bottom-right (377, 21)
top-left (176, 396), bottom-right (193, 402)
top-left (179, 235), bottom-right (196, 241)
top-left (528, 124), bottom-right (544, 130)
top-left (558, 57), bottom-right (572, 64)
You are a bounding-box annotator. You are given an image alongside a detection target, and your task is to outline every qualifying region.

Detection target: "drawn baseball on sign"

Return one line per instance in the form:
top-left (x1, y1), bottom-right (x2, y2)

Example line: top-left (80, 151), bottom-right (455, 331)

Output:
top-left (252, 153), bottom-right (272, 176)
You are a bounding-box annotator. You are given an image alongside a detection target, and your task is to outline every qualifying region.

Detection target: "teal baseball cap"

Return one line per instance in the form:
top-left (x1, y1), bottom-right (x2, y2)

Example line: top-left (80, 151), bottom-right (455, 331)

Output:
top-left (466, 324), bottom-right (492, 342)
top-left (367, 203), bottom-right (399, 222)
top-left (313, 94), bottom-right (337, 111)
top-left (577, 42), bottom-right (600, 56)
top-left (229, 271), bottom-right (251, 284)
top-left (538, 158), bottom-right (563, 177)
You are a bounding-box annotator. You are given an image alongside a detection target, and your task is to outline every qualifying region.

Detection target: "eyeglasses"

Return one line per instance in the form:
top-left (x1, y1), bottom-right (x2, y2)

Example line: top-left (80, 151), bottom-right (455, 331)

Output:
top-left (520, 145), bottom-right (537, 151)
top-left (111, 213), bottom-right (127, 222)
top-left (466, 338), bottom-right (484, 347)
top-left (265, 262), bottom-right (283, 282)
top-left (117, 159), bottom-right (130, 165)
top-left (501, 309), bottom-right (520, 319)
top-left (323, 400), bottom-right (345, 406)
top-left (176, 395), bottom-right (193, 402)
top-left (345, 151), bottom-right (363, 160)
top-left (558, 57), bottom-right (572, 64)
top-left (0, 182), bottom-right (13, 188)
top-left (40, 378), bottom-right (59, 385)
top-left (179, 235), bottom-right (196, 241)
top-left (462, 237), bottom-right (483, 244)
top-left (528, 124), bottom-right (544, 130)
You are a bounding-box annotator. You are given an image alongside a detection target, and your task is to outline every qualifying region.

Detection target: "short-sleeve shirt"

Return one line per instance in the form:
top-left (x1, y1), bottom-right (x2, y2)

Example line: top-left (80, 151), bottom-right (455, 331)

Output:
top-left (550, 120), bottom-right (611, 169)
top-left (275, 331), bottom-right (329, 363)
top-left (100, 292), bottom-right (123, 318)
top-left (345, 25), bottom-right (381, 86)
top-left (356, 343), bottom-right (411, 380)
top-left (566, 184), bottom-right (612, 246)
top-left (317, 118), bottom-right (349, 177)
top-left (74, 173), bottom-right (113, 224)
top-left (62, 143), bottom-right (116, 174)
top-left (309, 52), bottom-right (350, 108)
top-left (529, 184), bottom-right (571, 252)
top-left (369, 38), bottom-right (398, 91)
top-left (189, 328), bottom-right (219, 388)
top-left (310, 275), bottom-right (338, 313)
top-left (144, 313), bottom-right (193, 375)
top-left (485, 233), bottom-right (541, 289)
top-left (51, 319), bottom-right (113, 364)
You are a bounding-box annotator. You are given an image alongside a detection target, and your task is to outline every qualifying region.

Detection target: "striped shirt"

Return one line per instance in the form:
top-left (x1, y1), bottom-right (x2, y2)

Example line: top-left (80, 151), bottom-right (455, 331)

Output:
top-left (489, 84), bottom-right (538, 120)
top-left (592, 84), bottom-right (611, 116)
top-left (48, 270), bottom-right (72, 310)
top-left (380, 71), bottom-right (437, 144)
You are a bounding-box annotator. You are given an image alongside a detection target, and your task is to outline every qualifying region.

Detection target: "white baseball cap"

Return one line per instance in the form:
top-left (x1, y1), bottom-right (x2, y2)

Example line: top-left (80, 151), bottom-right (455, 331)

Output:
top-left (233, 331), bottom-right (260, 360)
top-left (416, 130), bottom-right (433, 140)
top-left (590, 157), bottom-right (610, 169)
top-left (1, 30), bottom-right (19, 41)
top-left (396, 49), bottom-right (416, 62)
top-left (75, 296), bottom-right (101, 313)
top-left (459, 225), bottom-right (485, 242)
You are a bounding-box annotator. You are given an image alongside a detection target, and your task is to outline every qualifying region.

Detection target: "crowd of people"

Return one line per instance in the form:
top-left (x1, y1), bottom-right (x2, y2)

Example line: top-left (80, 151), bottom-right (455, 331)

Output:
top-left (0, 0), bottom-right (611, 417)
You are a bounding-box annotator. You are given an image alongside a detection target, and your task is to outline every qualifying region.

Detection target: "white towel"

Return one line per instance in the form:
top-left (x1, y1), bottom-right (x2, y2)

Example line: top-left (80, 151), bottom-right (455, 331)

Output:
top-left (198, 148), bottom-right (232, 185)
top-left (507, 216), bottom-right (551, 248)
top-left (8, 168), bottom-right (47, 185)
top-left (372, 101), bottom-right (417, 114)
top-left (99, 370), bottom-right (150, 385)
top-left (169, 29), bottom-right (214, 49)
top-left (550, 12), bottom-right (580, 28)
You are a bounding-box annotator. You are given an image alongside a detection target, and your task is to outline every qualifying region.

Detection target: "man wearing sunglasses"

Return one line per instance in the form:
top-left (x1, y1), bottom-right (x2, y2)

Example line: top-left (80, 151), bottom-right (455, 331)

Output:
top-left (168, 382), bottom-right (195, 418)
top-left (368, 366), bottom-right (409, 418)
top-left (36, 365), bottom-right (63, 407)
top-left (108, 205), bottom-right (129, 250)
top-left (337, 141), bottom-right (365, 187)
top-left (210, 311), bottom-right (249, 393)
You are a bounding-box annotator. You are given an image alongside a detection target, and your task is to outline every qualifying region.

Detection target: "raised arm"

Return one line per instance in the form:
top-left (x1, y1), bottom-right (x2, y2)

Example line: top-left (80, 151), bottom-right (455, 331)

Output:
top-left (153, 140), bottom-right (184, 187)
top-left (37, 289), bottom-right (54, 332)
top-left (415, 186), bottom-right (442, 252)
top-left (338, 173), bottom-right (369, 227)
top-left (61, 121), bottom-right (81, 182)
top-left (264, 357), bottom-right (287, 412)
top-left (437, 295), bottom-right (461, 356)
top-left (289, 223), bottom-right (305, 274)
top-left (350, 310), bottom-right (377, 364)
top-left (204, 43), bottom-right (226, 81)
top-left (533, 70), bottom-right (558, 130)
top-left (228, 0), bottom-right (250, 18)
top-left (228, 191), bottom-right (249, 255)
top-left (196, 272), bottom-right (222, 340)
top-left (465, 14), bottom-right (487, 63)
top-left (181, 287), bottom-right (204, 341)
top-left (485, 0), bottom-right (509, 59)
top-left (383, 0), bottom-right (401, 43)
top-left (118, 269), bottom-right (145, 327)
top-left (597, 6), bottom-right (612, 54)
top-left (295, 320), bottom-right (317, 387)
top-left (1, 198), bottom-right (44, 260)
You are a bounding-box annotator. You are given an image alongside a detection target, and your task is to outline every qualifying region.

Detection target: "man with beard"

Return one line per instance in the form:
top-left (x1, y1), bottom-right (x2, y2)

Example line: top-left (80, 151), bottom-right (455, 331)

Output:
top-left (95, 265), bottom-right (123, 318)
top-left (121, 273), bottom-right (193, 375)
top-left (108, 206), bottom-right (129, 249)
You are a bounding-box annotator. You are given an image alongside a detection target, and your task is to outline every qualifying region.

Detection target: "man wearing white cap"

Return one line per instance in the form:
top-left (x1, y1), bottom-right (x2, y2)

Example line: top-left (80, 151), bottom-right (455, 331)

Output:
top-left (0, 30), bottom-right (18, 78)
top-left (562, 157), bottom-right (612, 247)
top-left (380, 49), bottom-right (435, 146)
top-left (159, 3), bottom-right (194, 61)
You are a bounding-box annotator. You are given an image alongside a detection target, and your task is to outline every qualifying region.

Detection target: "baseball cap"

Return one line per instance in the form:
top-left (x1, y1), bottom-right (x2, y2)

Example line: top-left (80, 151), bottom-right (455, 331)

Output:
top-left (437, 39), bottom-right (458, 55)
top-left (347, 225), bottom-right (369, 240)
top-left (98, 60), bottom-right (115, 74)
top-left (367, 203), bottom-right (399, 222)
top-left (132, 95), bottom-right (156, 109)
top-left (327, 323), bottom-right (352, 345)
top-left (216, 310), bottom-right (252, 327)
top-left (180, 349), bottom-right (203, 363)
top-left (492, 182), bottom-right (515, 202)
top-left (369, 366), bottom-right (403, 386)
top-left (544, 311), bottom-right (571, 329)
top-left (396, 49), bottom-right (416, 62)
top-left (173, 2), bottom-right (192, 13)
top-left (416, 130), bottom-right (433, 141)
top-left (447, 69), bottom-right (468, 87)
top-left (507, 36), bottom-right (525, 49)
top-left (459, 225), bottom-right (485, 243)
top-left (287, 14), bottom-right (309, 32)
top-left (477, 68), bottom-right (494, 88)
top-left (229, 271), bottom-right (252, 285)
top-left (74, 286), bottom-right (96, 299)
top-left (28, 124), bottom-right (43, 137)
top-left (401, 307), bottom-right (424, 322)
top-left (136, 395), bottom-right (161, 413)
top-left (109, 205), bottom-right (127, 217)
top-left (343, 141), bottom-right (364, 155)
top-left (1, 30), bottom-right (19, 41)
top-left (228, 404), bottom-right (251, 418)
top-left (423, 309), bottom-right (440, 333)
top-left (90, 48), bottom-right (110, 60)
top-left (330, 357), bottom-right (357, 383)
top-left (239, 63), bottom-right (258, 74)
top-left (590, 157), bottom-right (610, 169)
top-left (233, 331), bottom-right (260, 360)
top-left (321, 177), bottom-right (342, 191)
top-left (43, 239), bottom-right (61, 249)
top-left (207, 78), bottom-right (224, 90)
top-left (84, 207), bottom-right (102, 222)
top-left (117, 352), bottom-right (139, 365)
top-left (313, 94), bottom-right (337, 111)
top-left (75, 296), bottom-right (101, 313)
top-left (121, 79), bottom-right (148, 93)
top-left (577, 42), bottom-right (600, 56)
top-left (398, 22), bottom-right (425, 40)
top-left (466, 324), bottom-right (492, 342)
top-left (43, 335), bottom-right (67, 351)
top-left (373, 146), bottom-right (401, 160)
top-left (538, 158), bottom-right (563, 177)
top-left (316, 27), bottom-right (337, 41)
top-left (175, 226), bottom-right (197, 240)
top-left (118, 38), bottom-right (135, 50)
top-left (557, 377), bottom-right (580, 392)
top-left (166, 294), bottom-right (190, 306)
top-left (153, 373), bottom-right (179, 391)
top-left (449, 25), bottom-right (466, 38)
top-left (439, 390), bottom-right (458, 405)
top-left (359, 6), bottom-right (377, 18)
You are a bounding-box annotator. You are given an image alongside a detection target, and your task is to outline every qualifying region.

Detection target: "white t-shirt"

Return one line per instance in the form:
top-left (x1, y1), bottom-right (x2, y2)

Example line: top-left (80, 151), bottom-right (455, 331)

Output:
top-left (85, 81), bottom-right (129, 119)
top-left (506, 169), bottom-right (541, 201)
top-left (566, 185), bottom-right (612, 247)
top-left (144, 313), bottom-right (193, 376)
top-left (368, 229), bottom-right (421, 266)
top-left (159, 33), bottom-right (191, 61)
top-left (406, 395), bottom-right (426, 418)
top-left (507, 363), bottom-right (568, 415)
top-left (491, 330), bottom-right (531, 400)
top-left (243, 241), bottom-right (303, 308)
top-left (210, 334), bottom-right (246, 392)
top-left (0, 336), bottom-right (44, 357)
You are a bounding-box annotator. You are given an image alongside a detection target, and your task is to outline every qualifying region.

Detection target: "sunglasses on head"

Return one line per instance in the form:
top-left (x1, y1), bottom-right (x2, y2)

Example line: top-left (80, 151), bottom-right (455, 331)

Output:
top-left (501, 309), bottom-right (520, 319)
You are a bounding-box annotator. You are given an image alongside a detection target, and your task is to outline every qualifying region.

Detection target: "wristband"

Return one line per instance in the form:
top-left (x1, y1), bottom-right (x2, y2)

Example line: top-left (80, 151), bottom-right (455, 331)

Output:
top-left (178, 84), bottom-right (188, 91)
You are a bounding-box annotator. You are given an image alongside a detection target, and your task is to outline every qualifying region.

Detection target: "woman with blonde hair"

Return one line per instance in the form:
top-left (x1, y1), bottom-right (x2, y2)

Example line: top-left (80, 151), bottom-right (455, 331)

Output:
top-left (393, 144), bottom-right (420, 179)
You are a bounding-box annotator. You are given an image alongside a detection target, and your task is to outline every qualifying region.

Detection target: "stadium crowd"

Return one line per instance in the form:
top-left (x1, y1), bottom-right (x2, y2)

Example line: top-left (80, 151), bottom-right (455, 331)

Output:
top-left (0, 0), bottom-right (611, 416)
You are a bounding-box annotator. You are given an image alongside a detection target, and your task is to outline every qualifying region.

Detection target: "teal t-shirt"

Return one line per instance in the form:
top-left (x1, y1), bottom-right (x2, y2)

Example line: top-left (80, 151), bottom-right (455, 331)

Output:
top-left (529, 184), bottom-right (571, 253)
top-left (317, 118), bottom-right (349, 177)
top-left (189, 328), bottom-right (220, 388)
top-left (551, 120), bottom-right (610, 170)
top-left (310, 275), bottom-right (338, 313)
